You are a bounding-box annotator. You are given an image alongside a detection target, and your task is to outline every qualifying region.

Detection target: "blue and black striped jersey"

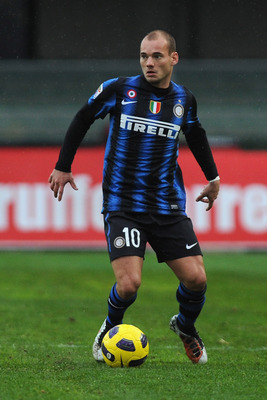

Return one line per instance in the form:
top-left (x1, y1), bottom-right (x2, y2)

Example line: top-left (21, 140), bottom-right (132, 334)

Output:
top-left (56, 74), bottom-right (218, 215)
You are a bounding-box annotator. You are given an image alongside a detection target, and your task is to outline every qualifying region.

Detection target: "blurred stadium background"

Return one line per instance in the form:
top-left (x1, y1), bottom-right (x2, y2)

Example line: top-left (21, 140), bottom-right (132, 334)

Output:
top-left (1, 0), bottom-right (267, 250)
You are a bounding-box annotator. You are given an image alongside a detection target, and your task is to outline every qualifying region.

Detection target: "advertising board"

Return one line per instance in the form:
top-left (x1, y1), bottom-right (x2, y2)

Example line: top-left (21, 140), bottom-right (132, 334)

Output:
top-left (1, 147), bottom-right (266, 249)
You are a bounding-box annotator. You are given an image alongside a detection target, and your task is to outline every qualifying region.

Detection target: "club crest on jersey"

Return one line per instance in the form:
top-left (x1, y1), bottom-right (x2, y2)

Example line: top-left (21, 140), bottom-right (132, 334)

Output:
top-left (149, 100), bottom-right (161, 114)
top-left (173, 103), bottom-right (184, 118)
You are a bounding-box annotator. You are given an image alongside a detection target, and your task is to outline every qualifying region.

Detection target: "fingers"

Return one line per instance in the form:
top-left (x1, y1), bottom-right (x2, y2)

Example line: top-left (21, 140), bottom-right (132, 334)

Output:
top-left (70, 180), bottom-right (79, 191)
top-left (196, 195), bottom-right (213, 211)
top-left (49, 177), bottom-right (61, 200)
top-left (195, 193), bottom-right (205, 203)
top-left (48, 170), bottom-right (78, 201)
top-left (205, 199), bottom-right (214, 211)
top-left (57, 185), bottom-right (64, 201)
top-left (48, 170), bottom-right (62, 201)
top-left (196, 181), bottom-right (220, 211)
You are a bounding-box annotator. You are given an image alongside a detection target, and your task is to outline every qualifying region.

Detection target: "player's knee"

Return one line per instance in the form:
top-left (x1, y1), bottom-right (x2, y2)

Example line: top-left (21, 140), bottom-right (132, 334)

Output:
top-left (184, 260), bottom-right (207, 291)
top-left (117, 276), bottom-right (141, 299)
top-left (187, 270), bottom-right (207, 291)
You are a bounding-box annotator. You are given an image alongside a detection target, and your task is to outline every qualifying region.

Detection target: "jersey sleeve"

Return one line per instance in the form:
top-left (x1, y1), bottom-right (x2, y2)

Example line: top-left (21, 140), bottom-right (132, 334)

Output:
top-left (87, 78), bottom-right (118, 119)
top-left (183, 92), bottom-right (219, 181)
top-left (55, 78), bottom-right (118, 172)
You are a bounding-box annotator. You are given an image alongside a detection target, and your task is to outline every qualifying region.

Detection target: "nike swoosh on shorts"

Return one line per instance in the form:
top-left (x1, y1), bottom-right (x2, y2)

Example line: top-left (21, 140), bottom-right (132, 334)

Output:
top-left (186, 242), bottom-right (198, 250)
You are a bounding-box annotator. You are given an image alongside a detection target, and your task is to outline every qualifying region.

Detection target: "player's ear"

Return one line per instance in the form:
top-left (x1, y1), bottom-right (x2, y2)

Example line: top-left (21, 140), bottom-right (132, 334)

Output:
top-left (171, 52), bottom-right (179, 66)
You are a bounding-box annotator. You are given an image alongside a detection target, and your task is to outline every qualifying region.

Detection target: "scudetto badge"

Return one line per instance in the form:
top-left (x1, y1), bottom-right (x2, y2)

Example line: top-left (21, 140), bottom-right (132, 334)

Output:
top-left (149, 100), bottom-right (161, 114)
top-left (173, 104), bottom-right (184, 118)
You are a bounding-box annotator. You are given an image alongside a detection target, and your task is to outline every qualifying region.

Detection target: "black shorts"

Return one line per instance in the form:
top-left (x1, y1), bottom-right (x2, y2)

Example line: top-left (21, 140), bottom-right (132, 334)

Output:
top-left (104, 212), bottom-right (202, 262)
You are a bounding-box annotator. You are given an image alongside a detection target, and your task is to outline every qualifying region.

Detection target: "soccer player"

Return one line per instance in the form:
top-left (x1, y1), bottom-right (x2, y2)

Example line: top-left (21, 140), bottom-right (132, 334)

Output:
top-left (49, 30), bottom-right (220, 364)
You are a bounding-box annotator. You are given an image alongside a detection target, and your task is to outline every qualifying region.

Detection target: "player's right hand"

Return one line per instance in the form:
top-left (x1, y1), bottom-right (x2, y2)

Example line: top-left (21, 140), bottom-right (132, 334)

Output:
top-left (48, 169), bottom-right (78, 201)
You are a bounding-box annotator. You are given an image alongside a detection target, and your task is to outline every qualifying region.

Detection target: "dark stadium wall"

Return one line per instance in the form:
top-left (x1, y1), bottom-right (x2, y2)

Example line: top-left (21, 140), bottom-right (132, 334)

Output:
top-left (0, 0), bottom-right (33, 58)
top-left (1, 0), bottom-right (267, 59)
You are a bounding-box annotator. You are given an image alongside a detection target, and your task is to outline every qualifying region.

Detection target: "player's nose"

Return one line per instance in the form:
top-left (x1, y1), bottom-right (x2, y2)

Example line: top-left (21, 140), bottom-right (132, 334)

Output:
top-left (146, 56), bottom-right (154, 66)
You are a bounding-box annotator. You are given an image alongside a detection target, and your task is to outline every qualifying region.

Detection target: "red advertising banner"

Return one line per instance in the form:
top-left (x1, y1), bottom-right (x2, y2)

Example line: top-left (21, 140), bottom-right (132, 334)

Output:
top-left (1, 147), bottom-right (267, 249)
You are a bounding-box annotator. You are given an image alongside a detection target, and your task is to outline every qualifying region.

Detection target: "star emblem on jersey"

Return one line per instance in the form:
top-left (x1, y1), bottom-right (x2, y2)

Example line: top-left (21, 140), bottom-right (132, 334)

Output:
top-left (149, 100), bottom-right (161, 114)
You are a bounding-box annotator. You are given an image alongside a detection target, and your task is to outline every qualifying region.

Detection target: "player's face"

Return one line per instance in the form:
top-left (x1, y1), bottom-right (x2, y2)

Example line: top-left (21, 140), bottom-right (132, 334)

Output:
top-left (140, 36), bottom-right (178, 88)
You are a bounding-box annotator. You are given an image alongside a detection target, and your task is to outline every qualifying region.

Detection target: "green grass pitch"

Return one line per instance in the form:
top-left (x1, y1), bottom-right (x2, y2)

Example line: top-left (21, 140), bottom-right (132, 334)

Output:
top-left (0, 251), bottom-right (266, 399)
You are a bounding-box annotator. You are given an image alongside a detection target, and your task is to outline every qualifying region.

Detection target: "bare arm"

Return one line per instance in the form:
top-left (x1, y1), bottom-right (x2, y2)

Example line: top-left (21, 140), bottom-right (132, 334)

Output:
top-left (48, 169), bottom-right (78, 201)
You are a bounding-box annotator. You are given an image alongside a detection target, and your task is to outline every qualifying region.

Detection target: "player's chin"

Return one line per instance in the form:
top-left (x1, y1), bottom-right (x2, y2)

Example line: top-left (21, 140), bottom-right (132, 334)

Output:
top-left (145, 74), bottom-right (159, 84)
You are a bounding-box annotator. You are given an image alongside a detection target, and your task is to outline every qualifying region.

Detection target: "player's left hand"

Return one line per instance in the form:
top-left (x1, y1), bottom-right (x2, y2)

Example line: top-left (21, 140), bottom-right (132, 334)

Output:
top-left (195, 179), bottom-right (220, 211)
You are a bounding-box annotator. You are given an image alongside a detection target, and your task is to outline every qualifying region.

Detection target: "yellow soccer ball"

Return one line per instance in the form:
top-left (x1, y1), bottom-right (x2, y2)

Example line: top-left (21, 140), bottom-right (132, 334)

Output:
top-left (101, 324), bottom-right (149, 368)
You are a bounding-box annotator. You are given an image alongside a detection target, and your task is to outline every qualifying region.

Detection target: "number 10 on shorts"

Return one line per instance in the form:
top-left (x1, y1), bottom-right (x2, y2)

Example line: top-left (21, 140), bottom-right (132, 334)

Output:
top-left (122, 227), bottom-right (140, 248)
